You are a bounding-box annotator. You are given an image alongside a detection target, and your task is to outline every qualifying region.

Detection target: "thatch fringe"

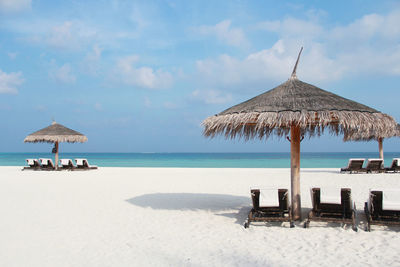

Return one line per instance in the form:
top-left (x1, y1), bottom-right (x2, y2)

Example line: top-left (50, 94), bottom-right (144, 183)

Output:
top-left (343, 124), bottom-right (400, 141)
top-left (203, 111), bottom-right (397, 140)
top-left (24, 135), bottom-right (88, 143)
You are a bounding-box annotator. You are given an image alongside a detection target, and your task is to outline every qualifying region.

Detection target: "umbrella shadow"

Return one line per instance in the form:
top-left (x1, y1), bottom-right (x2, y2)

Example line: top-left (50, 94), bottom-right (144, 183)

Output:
top-left (127, 193), bottom-right (250, 211)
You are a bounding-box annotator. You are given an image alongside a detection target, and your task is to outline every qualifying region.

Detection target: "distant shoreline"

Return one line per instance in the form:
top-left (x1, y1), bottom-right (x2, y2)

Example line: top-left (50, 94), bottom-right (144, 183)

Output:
top-left (1, 152), bottom-right (399, 168)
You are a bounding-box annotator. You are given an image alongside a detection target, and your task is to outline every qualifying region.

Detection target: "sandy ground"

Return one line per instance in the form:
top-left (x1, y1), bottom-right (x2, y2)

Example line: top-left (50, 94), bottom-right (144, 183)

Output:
top-left (0, 166), bottom-right (400, 267)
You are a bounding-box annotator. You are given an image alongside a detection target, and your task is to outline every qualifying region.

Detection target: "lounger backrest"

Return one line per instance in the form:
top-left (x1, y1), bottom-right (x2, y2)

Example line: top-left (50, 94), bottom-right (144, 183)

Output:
top-left (382, 189), bottom-right (400, 211)
top-left (320, 187), bottom-right (342, 204)
top-left (26, 159), bottom-right (39, 167)
top-left (39, 158), bottom-right (49, 166)
top-left (83, 159), bottom-right (90, 167)
top-left (366, 159), bottom-right (383, 169)
top-left (390, 158), bottom-right (400, 169)
top-left (311, 188), bottom-right (352, 215)
top-left (75, 158), bottom-right (85, 167)
top-left (259, 189), bottom-right (279, 207)
top-left (60, 159), bottom-right (73, 167)
top-left (347, 158), bottom-right (365, 169)
top-left (40, 158), bottom-right (54, 168)
top-left (251, 189), bottom-right (288, 210)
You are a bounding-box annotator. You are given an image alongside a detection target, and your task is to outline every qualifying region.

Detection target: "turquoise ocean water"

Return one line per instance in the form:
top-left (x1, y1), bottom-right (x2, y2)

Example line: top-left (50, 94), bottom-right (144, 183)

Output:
top-left (1, 152), bottom-right (399, 168)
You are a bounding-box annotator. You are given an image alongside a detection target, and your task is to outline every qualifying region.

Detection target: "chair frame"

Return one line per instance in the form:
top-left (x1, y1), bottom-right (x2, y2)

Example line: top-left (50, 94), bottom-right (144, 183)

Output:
top-left (304, 188), bottom-right (357, 231)
top-left (340, 159), bottom-right (366, 173)
top-left (364, 190), bottom-right (400, 231)
top-left (23, 159), bottom-right (41, 170)
top-left (365, 159), bottom-right (384, 173)
top-left (244, 189), bottom-right (293, 228)
top-left (384, 159), bottom-right (400, 173)
top-left (74, 159), bottom-right (98, 170)
top-left (39, 158), bottom-right (55, 170)
top-left (60, 159), bottom-right (75, 170)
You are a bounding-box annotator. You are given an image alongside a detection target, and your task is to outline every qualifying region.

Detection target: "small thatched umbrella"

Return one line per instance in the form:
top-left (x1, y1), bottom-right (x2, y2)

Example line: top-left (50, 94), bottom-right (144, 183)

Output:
top-left (344, 124), bottom-right (400, 159)
top-left (203, 48), bottom-right (398, 220)
top-left (24, 121), bottom-right (88, 170)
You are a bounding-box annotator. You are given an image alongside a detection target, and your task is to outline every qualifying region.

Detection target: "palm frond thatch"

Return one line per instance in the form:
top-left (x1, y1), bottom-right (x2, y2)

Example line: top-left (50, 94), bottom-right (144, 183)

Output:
top-left (343, 124), bottom-right (400, 142)
top-left (203, 78), bottom-right (398, 140)
top-left (24, 122), bottom-right (88, 143)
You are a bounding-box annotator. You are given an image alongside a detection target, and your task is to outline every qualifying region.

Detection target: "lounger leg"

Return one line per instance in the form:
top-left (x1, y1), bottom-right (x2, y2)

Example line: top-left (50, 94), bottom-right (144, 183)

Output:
top-left (364, 202), bottom-right (371, 232)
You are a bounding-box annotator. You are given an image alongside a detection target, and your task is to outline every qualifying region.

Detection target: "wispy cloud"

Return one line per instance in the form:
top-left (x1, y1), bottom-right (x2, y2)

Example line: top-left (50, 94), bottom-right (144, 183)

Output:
top-left (82, 45), bottom-right (102, 75)
top-left (49, 62), bottom-right (76, 84)
top-left (195, 8), bottom-right (400, 91)
top-left (113, 55), bottom-right (173, 89)
top-left (0, 0), bottom-right (31, 13)
top-left (0, 69), bottom-right (23, 94)
top-left (191, 89), bottom-right (232, 104)
top-left (7, 52), bottom-right (18, 60)
top-left (194, 20), bottom-right (248, 47)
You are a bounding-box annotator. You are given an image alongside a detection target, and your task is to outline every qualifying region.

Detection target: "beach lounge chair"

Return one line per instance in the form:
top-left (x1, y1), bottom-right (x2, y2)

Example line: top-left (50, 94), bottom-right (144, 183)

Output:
top-left (364, 189), bottom-right (400, 231)
top-left (39, 158), bottom-right (55, 170)
top-left (385, 158), bottom-right (400, 173)
top-left (244, 188), bottom-right (293, 228)
top-left (365, 158), bottom-right (384, 173)
top-left (340, 158), bottom-right (366, 173)
top-left (304, 187), bottom-right (357, 231)
top-left (75, 158), bottom-right (97, 170)
top-left (60, 159), bottom-right (75, 170)
top-left (24, 159), bottom-right (41, 170)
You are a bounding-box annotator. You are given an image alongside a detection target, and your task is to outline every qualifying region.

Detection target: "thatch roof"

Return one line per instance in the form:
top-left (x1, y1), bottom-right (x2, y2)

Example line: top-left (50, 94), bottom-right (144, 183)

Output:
top-left (203, 50), bottom-right (397, 140)
top-left (343, 124), bottom-right (400, 141)
top-left (24, 122), bottom-right (88, 143)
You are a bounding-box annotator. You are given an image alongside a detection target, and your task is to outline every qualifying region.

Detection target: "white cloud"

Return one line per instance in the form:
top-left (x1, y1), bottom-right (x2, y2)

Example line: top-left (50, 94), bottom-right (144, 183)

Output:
top-left (256, 17), bottom-right (323, 39)
top-left (46, 21), bottom-right (98, 50)
top-left (7, 52), bottom-right (17, 60)
top-left (94, 102), bottom-right (102, 111)
top-left (49, 63), bottom-right (76, 84)
top-left (191, 89), bottom-right (232, 104)
top-left (114, 55), bottom-right (173, 89)
top-left (195, 9), bottom-right (400, 91)
top-left (0, 0), bottom-right (31, 13)
top-left (0, 69), bottom-right (23, 94)
top-left (195, 20), bottom-right (248, 47)
top-left (82, 45), bottom-right (102, 75)
top-left (163, 101), bottom-right (177, 109)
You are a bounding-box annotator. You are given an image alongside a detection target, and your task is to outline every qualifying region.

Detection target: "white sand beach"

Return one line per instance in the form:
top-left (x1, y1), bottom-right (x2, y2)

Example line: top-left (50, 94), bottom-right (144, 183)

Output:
top-left (1, 166), bottom-right (400, 266)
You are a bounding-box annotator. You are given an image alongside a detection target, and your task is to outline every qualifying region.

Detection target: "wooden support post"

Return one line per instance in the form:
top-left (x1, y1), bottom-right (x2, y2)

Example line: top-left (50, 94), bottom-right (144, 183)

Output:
top-left (378, 137), bottom-right (384, 159)
top-left (290, 125), bottom-right (301, 221)
top-left (55, 142), bottom-right (59, 170)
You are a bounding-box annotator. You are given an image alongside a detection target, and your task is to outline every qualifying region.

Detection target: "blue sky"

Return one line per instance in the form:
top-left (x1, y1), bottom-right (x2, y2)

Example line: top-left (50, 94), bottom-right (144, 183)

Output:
top-left (1, 0), bottom-right (400, 153)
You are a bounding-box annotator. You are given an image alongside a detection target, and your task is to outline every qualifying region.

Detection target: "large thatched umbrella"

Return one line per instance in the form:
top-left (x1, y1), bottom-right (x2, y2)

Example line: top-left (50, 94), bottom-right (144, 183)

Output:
top-left (24, 121), bottom-right (88, 170)
top-left (344, 124), bottom-right (400, 159)
top-left (203, 48), bottom-right (397, 220)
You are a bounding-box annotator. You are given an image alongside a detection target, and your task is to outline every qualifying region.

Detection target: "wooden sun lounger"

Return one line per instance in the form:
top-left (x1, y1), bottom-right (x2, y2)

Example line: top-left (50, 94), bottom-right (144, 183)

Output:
top-left (364, 189), bottom-right (400, 231)
top-left (60, 159), bottom-right (75, 170)
top-left (385, 158), bottom-right (400, 173)
top-left (365, 159), bottom-right (384, 173)
top-left (74, 158), bottom-right (98, 170)
top-left (39, 158), bottom-right (55, 170)
top-left (304, 187), bottom-right (357, 231)
top-left (23, 159), bottom-right (41, 170)
top-left (244, 188), bottom-right (293, 228)
top-left (340, 158), bottom-right (366, 173)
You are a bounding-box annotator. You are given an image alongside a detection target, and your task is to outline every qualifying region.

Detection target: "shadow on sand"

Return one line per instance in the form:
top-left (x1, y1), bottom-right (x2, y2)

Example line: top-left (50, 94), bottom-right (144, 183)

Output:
top-left (127, 193), bottom-right (251, 225)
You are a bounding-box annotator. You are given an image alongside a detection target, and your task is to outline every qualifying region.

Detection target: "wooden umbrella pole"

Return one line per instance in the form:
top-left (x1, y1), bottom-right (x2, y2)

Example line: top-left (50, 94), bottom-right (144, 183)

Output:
top-left (378, 137), bottom-right (384, 159)
top-left (55, 141), bottom-right (59, 170)
top-left (290, 125), bottom-right (301, 220)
